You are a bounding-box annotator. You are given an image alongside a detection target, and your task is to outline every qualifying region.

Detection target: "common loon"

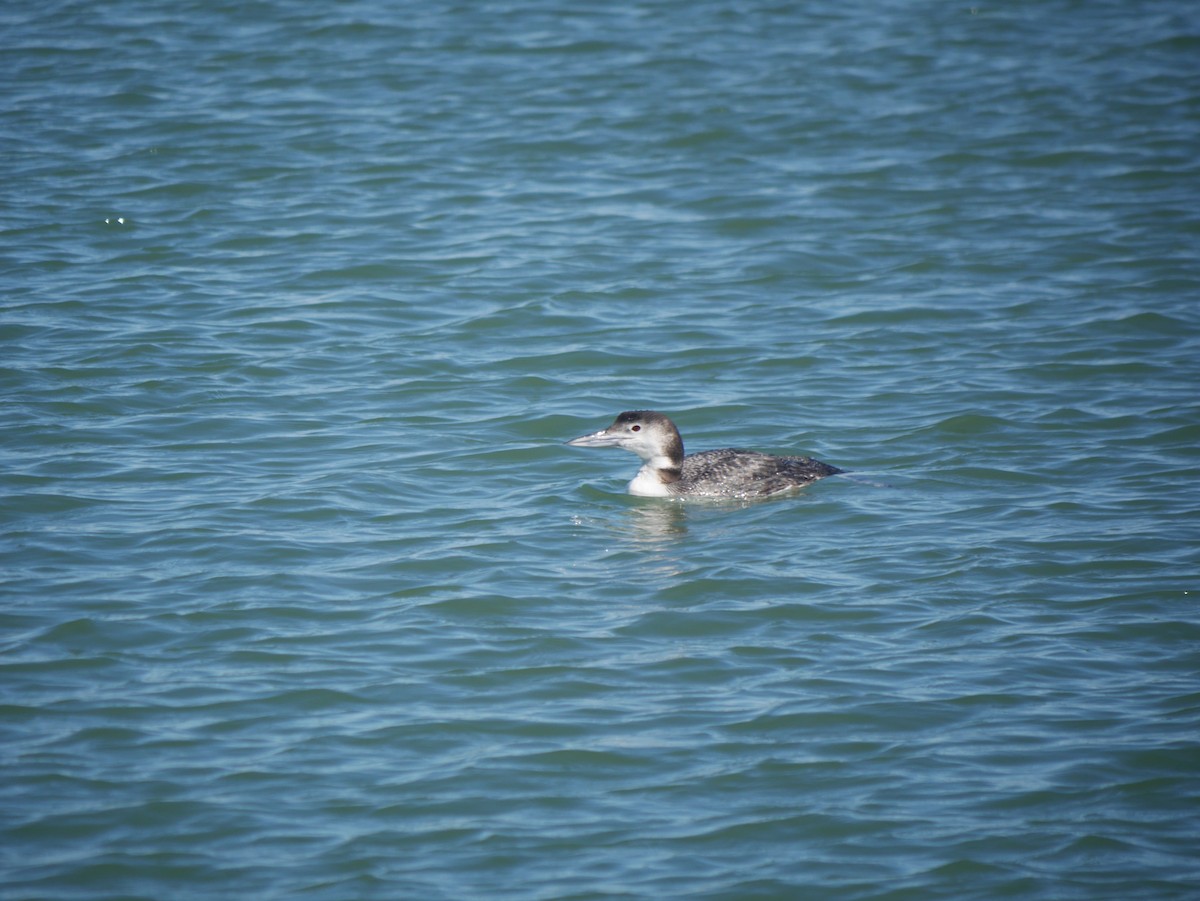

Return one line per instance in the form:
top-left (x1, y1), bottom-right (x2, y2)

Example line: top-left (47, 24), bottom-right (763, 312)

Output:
top-left (566, 410), bottom-right (842, 498)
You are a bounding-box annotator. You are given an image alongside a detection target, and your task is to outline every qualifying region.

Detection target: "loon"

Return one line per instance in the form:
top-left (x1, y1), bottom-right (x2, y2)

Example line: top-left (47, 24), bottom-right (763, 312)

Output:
top-left (566, 410), bottom-right (842, 498)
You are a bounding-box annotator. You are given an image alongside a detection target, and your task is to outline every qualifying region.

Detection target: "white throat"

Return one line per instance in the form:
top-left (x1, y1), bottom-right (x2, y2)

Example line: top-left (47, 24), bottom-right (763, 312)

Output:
top-left (627, 464), bottom-right (675, 497)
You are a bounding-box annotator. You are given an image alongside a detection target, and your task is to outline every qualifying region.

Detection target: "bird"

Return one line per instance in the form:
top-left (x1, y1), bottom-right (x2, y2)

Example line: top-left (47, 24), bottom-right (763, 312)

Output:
top-left (566, 410), bottom-right (841, 498)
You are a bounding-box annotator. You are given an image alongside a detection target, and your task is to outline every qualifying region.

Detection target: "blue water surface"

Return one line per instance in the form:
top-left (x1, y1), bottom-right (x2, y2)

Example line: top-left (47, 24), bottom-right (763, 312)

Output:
top-left (3, 1), bottom-right (1199, 898)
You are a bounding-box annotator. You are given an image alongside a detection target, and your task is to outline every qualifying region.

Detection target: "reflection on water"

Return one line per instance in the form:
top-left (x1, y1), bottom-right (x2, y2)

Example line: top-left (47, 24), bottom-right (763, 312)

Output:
top-left (623, 500), bottom-right (689, 542)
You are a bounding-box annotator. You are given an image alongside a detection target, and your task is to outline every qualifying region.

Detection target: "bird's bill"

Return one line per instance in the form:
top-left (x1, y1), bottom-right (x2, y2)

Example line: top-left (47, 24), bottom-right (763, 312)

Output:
top-left (566, 429), bottom-right (621, 448)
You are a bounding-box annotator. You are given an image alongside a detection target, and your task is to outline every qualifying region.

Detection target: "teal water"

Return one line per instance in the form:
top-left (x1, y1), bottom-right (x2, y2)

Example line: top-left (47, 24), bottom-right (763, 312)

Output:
top-left (3, 1), bottom-right (1199, 898)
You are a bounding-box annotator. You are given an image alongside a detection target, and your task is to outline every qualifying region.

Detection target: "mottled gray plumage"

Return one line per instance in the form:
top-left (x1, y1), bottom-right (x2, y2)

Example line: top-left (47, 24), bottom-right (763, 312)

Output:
top-left (566, 410), bottom-right (842, 498)
top-left (676, 447), bottom-right (842, 497)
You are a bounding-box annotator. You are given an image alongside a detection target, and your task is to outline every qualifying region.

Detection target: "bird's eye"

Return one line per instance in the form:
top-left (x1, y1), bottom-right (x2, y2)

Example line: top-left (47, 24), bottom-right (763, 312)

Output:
top-left (631, 425), bottom-right (641, 432)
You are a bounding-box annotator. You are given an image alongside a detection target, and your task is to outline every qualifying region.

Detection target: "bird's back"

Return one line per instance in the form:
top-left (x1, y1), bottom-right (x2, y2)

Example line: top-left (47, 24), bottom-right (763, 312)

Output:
top-left (679, 449), bottom-right (842, 497)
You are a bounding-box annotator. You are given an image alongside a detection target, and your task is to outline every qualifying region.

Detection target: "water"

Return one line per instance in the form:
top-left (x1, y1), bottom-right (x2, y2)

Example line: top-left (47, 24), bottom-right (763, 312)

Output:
top-left (3, 1), bottom-right (1199, 898)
